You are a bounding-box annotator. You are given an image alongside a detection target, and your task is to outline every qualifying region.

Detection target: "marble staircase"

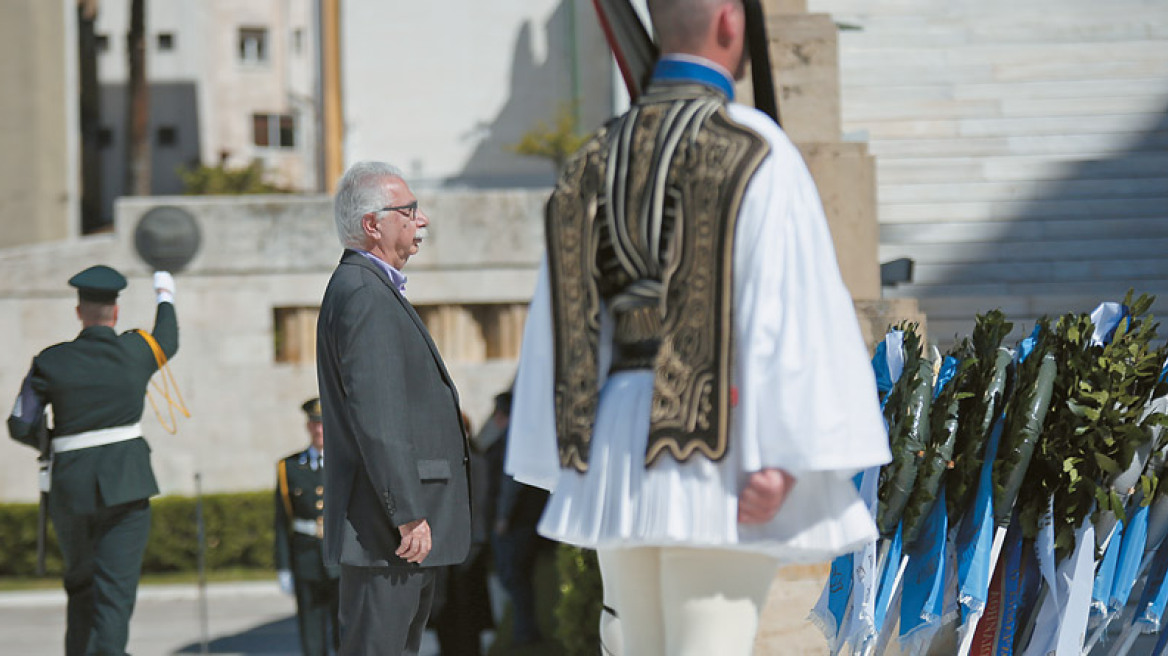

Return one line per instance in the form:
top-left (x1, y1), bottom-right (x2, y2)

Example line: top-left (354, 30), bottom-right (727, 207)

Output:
top-left (809, 0), bottom-right (1168, 344)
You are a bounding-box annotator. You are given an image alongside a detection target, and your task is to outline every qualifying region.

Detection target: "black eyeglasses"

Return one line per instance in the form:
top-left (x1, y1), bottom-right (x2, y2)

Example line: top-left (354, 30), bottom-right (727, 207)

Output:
top-left (372, 201), bottom-right (418, 222)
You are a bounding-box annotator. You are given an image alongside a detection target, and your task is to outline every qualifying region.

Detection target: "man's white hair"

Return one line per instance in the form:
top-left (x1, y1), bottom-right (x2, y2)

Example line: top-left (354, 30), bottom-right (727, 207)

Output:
top-left (333, 161), bottom-right (405, 249)
top-left (647, 0), bottom-right (731, 52)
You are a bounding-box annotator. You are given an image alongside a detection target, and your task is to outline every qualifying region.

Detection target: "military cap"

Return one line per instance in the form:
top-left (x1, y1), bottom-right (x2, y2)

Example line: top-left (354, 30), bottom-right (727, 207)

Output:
top-left (302, 397), bottom-right (322, 421)
top-left (68, 265), bottom-right (127, 303)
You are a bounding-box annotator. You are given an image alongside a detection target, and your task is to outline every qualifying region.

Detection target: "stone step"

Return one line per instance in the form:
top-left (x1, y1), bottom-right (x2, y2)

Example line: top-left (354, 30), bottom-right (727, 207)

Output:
top-left (865, 131), bottom-right (1168, 159)
top-left (896, 284), bottom-right (1168, 310)
top-left (842, 57), bottom-right (1168, 86)
top-left (883, 290), bottom-right (1168, 324)
top-left (826, 20), bottom-right (1168, 53)
top-left (876, 153), bottom-right (1168, 184)
top-left (843, 91), bottom-right (1168, 123)
top-left (841, 41), bottom-right (1168, 70)
top-left (878, 176), bottom-right (1168, 204)
top-left (842, 78), bottom-right (1168, 104)
top-left (807, 0), bottom-right (1168, 335)
top-left (880, 214), bottom-right (1168, 241)
top-left (817, 3), bottom-right (1168, 22)
top-left (861, 113), bottom-right (1158, 140)
top-left (906, 258), bottom-right (1168, 286)
top-left (879, 237), bottom-right (1168, 265)
top-left (812, 0), bottom-right (1164, 15)
top-left (827, 16), bottom-right (1168, 49)
top-left (920, 309), bottom-right (1168, 347)
top-left (895, 286), bottom-right (1168, 341)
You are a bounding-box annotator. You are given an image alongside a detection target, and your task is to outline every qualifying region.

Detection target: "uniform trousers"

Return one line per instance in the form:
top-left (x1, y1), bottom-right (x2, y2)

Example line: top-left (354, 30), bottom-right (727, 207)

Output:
top-left (293, 575), bottom-right (340, 656)
top-left (50, 497), bottom-right (151, 656)
top-left (597, 546), bottom-right (778, 656)
top-left (339, 565), bottom-right (436, 656)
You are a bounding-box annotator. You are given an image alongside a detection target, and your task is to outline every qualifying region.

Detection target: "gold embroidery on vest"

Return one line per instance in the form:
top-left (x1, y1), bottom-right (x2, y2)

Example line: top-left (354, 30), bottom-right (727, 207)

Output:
top-left (547, 83), bottom-right (770, 470)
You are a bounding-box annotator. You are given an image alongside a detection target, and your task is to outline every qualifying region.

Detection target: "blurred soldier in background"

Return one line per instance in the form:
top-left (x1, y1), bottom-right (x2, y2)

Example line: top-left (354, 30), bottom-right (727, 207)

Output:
top-left (275, 397), bottom-right (340, 655)
top-left (7, 265), bottom-right (179, 656)
top-left (430, 411), bottom-right (495, 656)
top-left (482, 390), bottom-right (549, 647)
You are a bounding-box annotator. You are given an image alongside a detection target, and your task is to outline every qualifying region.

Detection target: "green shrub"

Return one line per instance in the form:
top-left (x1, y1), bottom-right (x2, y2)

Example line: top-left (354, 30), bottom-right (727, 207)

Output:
top-left (0, 502), bottom-right (63, 576)
top-left (554, 545), bottom-right (603, 655)
top-left (0, 491), bottom-right (274, 577)
top-left (178, 160), bottom-right (291, 195)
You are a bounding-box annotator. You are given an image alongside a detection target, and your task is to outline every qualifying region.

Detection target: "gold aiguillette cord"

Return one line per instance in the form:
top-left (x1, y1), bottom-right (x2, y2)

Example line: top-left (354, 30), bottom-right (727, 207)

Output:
top-left (133, 329), bottom-right (190, 434)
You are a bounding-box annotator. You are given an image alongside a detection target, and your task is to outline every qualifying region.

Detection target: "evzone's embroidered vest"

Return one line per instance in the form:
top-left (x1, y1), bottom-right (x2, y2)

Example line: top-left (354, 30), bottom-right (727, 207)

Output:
top-left (546, 82), bottom-right (770, 472)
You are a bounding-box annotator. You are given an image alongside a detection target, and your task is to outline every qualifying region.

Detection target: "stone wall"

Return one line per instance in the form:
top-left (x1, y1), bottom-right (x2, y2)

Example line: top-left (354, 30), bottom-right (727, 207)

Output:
top-left (0, 191), bottom-right (544, 502)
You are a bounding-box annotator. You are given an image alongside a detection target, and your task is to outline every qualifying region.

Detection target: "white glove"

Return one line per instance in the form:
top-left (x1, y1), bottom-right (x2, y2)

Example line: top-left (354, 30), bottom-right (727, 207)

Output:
top-left (277, 569), bottom-right (294, 595)
top-left (153, 271), bottom-right (176, 304)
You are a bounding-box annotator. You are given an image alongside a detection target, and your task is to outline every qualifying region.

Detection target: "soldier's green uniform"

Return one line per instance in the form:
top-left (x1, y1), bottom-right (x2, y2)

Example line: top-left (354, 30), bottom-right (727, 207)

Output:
top-left (275, 398), bottom-right (340, 656)
top-left (7, 265), bottom-right (178, 656)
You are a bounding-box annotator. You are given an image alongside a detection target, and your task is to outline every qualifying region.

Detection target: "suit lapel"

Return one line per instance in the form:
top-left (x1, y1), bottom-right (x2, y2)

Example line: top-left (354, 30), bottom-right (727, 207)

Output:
top-left (339, 251), bottom-right (459, 396)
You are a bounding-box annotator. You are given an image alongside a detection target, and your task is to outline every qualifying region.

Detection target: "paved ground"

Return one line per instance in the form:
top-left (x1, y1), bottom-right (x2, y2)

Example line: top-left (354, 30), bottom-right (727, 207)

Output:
top-left (0, 581), bottom-right (445, 656)
top-left (2, 571), bottom-right (1159, 655)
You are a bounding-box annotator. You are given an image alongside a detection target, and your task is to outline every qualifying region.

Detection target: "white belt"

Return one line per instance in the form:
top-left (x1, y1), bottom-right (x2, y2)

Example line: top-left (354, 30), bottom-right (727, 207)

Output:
top-left (293, 518), bottom-right (322, 536)
top-left (53, 423), bottom-right (143, 453)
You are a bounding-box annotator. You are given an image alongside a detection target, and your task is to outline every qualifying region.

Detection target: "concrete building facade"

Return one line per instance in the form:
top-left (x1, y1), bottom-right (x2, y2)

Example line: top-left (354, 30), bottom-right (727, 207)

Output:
top-left (93, 0), bottom-right (320, 219)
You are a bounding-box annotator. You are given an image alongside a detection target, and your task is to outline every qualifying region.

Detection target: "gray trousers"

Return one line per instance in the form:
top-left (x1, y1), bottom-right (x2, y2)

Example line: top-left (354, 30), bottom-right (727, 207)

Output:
top-left (339, 565), bottom-right (437, 656)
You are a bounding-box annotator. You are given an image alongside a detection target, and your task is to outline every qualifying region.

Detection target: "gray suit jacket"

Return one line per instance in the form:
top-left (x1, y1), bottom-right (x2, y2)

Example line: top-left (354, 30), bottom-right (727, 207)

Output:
top-left (316, 250), bottom-right (472, 569)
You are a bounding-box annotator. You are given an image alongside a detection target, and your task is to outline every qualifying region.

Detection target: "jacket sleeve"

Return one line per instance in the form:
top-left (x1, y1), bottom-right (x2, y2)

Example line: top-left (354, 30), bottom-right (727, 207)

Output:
top-left (151, 301), bottom-right (179, 360)
top-left (274, 465), bottom-right (291, 571)
top-left (334, 283), bottom-right (426, 528)
top-left (7, 362), bottom-right (47, 449)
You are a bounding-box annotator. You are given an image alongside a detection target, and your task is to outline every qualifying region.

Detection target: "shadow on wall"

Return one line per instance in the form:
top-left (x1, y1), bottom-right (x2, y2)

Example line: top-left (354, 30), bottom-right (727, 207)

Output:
top-left (445, 0), bottom-right (614, 189)
top-left (896, 101), bottom-right (1168, 343)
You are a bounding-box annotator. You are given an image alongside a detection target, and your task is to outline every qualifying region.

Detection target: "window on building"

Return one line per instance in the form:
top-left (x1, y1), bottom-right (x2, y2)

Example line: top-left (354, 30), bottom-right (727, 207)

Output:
top-left (414, 304), bottom-right (528, 362)
top-left (156, 126), bottom-right (177, 147)
top-left (157, 32), bottom-right (175, 51)
top-left (96, 34), bottom-right (110, 52)
top-left (238, 27), bottom-right (268, 63)
top-left (293, 28), bottom-right (303, 55)
top-left (273, 307), bottom-right (319, 364)
top-left (98, 128), bottom-right (113, 148)
top-left (253, 113), bottom-right (296, 148)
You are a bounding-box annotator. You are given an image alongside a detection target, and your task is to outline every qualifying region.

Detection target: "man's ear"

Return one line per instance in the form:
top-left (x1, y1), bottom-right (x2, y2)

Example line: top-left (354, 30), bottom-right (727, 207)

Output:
top-left (360, 212), bottom-right (379, 238)
top-left (714, 2), bottom-right (745, 49)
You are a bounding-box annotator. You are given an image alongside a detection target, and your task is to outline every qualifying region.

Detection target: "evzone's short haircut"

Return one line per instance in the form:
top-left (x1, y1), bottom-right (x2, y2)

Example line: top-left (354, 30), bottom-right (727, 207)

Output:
top-left (647, 0), bottom-right (728, 52)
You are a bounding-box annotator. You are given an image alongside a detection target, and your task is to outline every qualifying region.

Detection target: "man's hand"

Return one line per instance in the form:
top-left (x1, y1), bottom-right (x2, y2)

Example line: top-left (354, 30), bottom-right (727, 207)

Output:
top-left (153, 271), bottom-right (176, 304)
top-left (396, 518), bottom-right (432, 564)
top-left (737, 468), bottom-right (796, 524)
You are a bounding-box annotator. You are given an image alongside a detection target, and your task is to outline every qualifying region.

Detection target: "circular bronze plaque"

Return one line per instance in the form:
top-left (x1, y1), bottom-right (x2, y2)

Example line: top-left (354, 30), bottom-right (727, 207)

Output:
top-left (134, 206), bottom-right (201, 272)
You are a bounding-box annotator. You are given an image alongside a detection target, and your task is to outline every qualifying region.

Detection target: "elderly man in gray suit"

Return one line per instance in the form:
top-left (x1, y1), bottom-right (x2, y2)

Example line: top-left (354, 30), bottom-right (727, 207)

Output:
top-left (316, 161), bottom-right (472, 655)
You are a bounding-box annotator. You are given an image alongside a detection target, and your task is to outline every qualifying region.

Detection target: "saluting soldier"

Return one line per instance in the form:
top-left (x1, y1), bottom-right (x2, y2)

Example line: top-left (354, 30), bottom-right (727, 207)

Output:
top-left (7, 265), bottom-right (179, 656)
top-left (275, 397), bottom-right (340, 655)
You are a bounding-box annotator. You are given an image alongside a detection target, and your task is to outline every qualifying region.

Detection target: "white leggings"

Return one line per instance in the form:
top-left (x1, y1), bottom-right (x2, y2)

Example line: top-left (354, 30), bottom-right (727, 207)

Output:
top-left (597, 546), bottom-right (779, 656)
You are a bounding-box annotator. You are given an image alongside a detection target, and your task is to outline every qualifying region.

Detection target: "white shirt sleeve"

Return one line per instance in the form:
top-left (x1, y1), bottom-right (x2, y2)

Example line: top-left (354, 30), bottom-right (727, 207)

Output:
top-left (505, 258), bottom-right (564, 491)
top-left (729, 105), bottom-right (891, 475)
